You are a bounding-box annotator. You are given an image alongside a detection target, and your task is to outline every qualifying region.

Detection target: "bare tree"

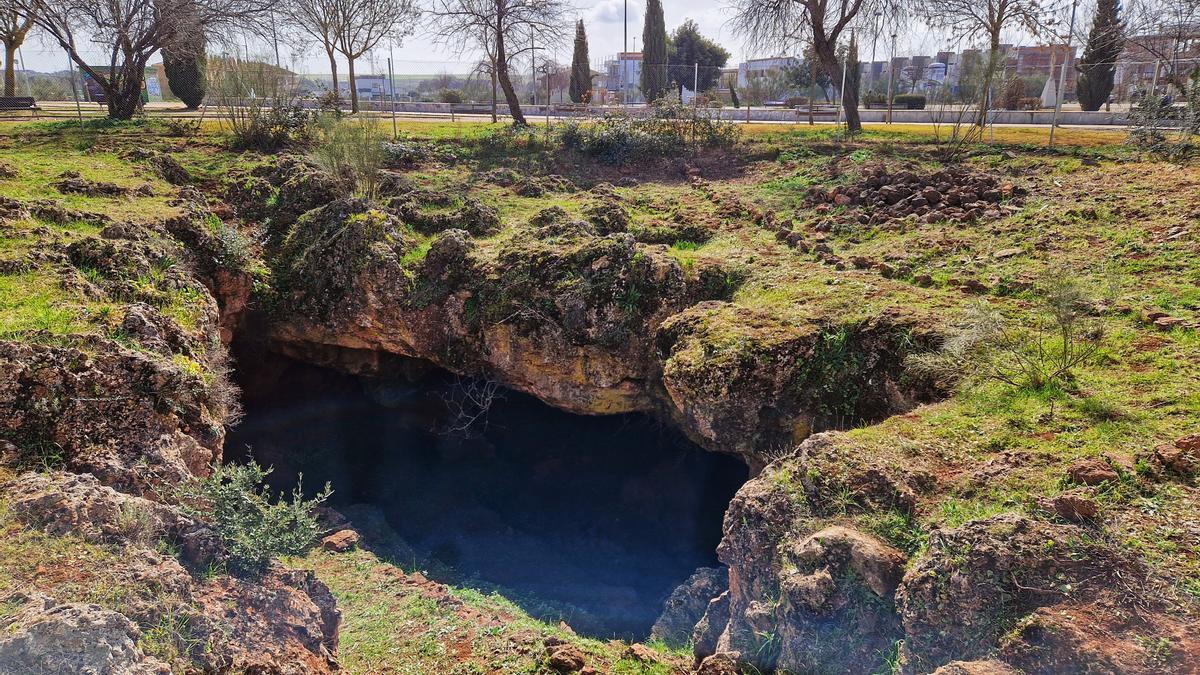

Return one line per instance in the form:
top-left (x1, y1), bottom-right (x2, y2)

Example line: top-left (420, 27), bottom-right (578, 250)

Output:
top-left (1122, 0), bottom-right (1200, 92)
top-left (285, 0), bottom-right (345, 96)
top-left (0, 1), bottom-right (34, 96)
top-left (334, 0), bottom-right (418, 113)
top-left (912, 0), bottom-right (1056, 125)
top-left (15, 0), bottom-right (270, 118)
top-left (731, 0), bottom-right (899, 131)
top-left (428, 0), bottom-right (568, 126)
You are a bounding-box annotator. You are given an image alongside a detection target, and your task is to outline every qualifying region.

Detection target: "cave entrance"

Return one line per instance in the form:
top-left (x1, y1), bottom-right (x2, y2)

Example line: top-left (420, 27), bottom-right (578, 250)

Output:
top-left (226, 349), bottom-right (748, 640)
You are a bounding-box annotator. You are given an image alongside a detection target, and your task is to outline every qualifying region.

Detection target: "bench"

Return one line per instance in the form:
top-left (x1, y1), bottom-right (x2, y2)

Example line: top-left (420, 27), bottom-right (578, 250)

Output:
top-left (0, 97), bottom-right (40, 118)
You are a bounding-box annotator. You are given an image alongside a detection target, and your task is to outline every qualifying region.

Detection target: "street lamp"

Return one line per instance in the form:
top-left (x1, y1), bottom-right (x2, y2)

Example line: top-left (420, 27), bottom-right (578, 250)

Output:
top-left (886, 32), bottom-right (897, 124)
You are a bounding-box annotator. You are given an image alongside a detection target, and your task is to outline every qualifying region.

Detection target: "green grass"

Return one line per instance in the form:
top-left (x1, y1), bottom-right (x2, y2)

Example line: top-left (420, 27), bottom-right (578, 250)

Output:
top-left (0, 272), bottom-right (91, 338)
top-left (295, 548), bottom-right (688, 674)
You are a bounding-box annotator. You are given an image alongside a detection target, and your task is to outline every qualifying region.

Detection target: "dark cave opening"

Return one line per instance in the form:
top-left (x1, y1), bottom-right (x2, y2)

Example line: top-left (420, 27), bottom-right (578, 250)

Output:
top-left (226, 347), bottom-right (748, 640)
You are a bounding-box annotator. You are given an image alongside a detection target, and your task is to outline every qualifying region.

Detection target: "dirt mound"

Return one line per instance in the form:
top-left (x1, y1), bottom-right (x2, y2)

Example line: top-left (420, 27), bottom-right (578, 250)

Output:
top-left (808, 166), bottom-right (1025, 226)
top-left (54, 170), bottom-right (151, 198)
top-left (896, 513), bottom-right (1141, 671)
top-left (387, 190), bottom-right (500, 236)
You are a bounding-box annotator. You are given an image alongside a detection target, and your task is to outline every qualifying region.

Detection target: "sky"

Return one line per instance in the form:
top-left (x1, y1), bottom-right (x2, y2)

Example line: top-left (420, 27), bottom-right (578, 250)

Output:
top-left (14, 0), bottom-right (1025, 77)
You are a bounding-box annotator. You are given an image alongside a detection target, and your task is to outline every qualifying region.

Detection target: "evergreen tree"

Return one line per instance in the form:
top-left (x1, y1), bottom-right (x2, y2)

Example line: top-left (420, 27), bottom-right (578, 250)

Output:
top-left (1076, 0), bottom-right (1124, 111)
top-left (569, 19), bottom-right (591, 103)
top-left (667, 20), bottom-right (730, 94)
top-left (640, 0), bottom-right (668, 101)
top-left (163, 33), bottom-right (207, 110)
top-left (729, 77), bottom-right (740, 108)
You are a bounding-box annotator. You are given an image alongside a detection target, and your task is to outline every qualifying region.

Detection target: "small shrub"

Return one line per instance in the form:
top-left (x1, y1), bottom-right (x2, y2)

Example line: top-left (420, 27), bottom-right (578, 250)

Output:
top-left (906, 278), bottom-right (1104, 391)
top-left (310, 116), bottom-right (388, 199)
top-left (438, 88), bottom-right (464, 104)
top-left (316, 90), bottom-right (345, 118)
top-left (1128, 73), bottom-right (1200, 159)
top-left (163, 118), bottom-right (201, 137)
top-left (177, 461), bottom-right (331, 577)
top-left (892, 94), bottom-right (926, 110)
top-left (229, 103), bottom-right (314, 151)
top-left (557, 97), bottom-right (741, 164)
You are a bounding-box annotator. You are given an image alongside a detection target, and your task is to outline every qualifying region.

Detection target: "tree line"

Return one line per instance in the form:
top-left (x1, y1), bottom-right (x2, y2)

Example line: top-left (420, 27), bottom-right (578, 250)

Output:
top-left (0, 0), bottom-right (1193, 124)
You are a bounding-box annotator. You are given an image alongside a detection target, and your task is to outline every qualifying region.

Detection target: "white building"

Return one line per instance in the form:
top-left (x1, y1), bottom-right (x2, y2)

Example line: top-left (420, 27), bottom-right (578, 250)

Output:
top-left (599, 52), bottom-right (643, 103)
top-left (336, 75), bottom-right (394, 101)
top-left (736, 57), bottom-right (801, 88)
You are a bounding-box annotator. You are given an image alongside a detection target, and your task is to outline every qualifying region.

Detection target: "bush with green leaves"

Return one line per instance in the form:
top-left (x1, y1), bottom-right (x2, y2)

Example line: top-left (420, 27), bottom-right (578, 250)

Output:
top-left (892, 94), bottom-right (927, 110)
top-left (177, 461), bottom-right (331, 577)
top-left (1128, 73), bottom-right (1200, 160)
top-left (906, 278), bottom-right (1104, 391)
top-left (557, 98), bottom-right (740, 163)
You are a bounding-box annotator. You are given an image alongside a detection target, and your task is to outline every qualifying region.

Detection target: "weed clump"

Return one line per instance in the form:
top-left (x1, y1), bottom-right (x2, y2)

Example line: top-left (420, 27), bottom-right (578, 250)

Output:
top-left (558, 99), bottom-right (740, 164)
top-left (907, 278), bottom-right (1104, 391)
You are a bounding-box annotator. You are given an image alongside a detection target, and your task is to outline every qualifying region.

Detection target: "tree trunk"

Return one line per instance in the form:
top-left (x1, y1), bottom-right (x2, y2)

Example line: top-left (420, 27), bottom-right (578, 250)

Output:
top-left (106, 72), bottom-right (145, 120)
top-left (495, 30), bottom-right (526, 125)
top-left (842, 74), bottom-right (861, 132)
top-left (326, 46), bottom-right (340, 99)
top-left (978, 35), bottom-right (1001, 128)
top-left (347, 56), bottom-right (359, 113)
top-left (813, 38), bottom-right (859, 132)
top-left (4, 42), bottom-right (15, 97)
top-left (491, 65), bottom-right (498, 123)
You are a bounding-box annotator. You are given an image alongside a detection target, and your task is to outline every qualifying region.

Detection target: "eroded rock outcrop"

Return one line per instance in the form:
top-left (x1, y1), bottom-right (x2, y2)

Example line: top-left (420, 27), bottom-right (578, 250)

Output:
top-left (4, 471), bottom-right (222, 568)
top-left (0, 593), bottom-right (171, 675)
top-left (267, 201), bottom-right (746, 418)
top-left (0, 340), bottom-right (223, 494)
top-left (650, 566), bottom-right (727, 647)
top-left (699, 443), bottom-right (913, 673)
top-left (896, 513), bottom-right (1142, 672)
top-left (258, 161), bottom-right (939, 465)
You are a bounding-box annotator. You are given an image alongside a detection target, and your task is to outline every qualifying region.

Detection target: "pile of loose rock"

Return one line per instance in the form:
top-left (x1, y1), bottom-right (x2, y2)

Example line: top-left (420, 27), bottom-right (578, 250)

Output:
top-left (808, 166), bottom-right (1025, 225)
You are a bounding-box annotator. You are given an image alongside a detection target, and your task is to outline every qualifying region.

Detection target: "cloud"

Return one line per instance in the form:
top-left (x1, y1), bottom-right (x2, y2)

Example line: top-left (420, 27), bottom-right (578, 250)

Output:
top-left (590, 0), bottom-right (641, 25)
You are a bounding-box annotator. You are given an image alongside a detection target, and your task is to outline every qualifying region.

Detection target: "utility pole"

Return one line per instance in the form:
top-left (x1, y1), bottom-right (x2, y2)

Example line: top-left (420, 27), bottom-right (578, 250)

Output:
top-left (693, 62), bottom-right (698, 104)
top-left (387, 56), bottom-right (397, 138)
top-left (886, 32), bottom-right (897, 123)
top-left (1049, 0), bottom-right (1079, 147)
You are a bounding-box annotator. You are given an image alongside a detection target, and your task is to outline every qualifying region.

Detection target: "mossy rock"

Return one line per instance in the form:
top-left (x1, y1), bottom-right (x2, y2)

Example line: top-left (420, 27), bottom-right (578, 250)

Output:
top-left (272, 198), bottom-right (412, 321)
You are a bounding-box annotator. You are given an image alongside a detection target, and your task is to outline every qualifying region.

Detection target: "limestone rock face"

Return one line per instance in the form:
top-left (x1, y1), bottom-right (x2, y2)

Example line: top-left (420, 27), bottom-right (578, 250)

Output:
top-left (0, 594), bottom-right (170, 675)
top-left (3, 471), bottom-right (222, 568)
top-left (266, 194), bottom-right (937, 467)
top-left (650, 566), bottom-right (727, 647)
top-left (0, 340), bottom-right (223, 495)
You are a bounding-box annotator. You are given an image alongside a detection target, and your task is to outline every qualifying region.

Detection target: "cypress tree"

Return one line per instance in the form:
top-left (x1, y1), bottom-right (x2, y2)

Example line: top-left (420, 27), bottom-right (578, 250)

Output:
top-left (163, 33), bottom-right (207, 110)
top-left (569, 20), bottom-right (591, 103)
top-left (729, 79), bottom-right (740, 108)
top-left (1076, 0), bottom-right (1124, 111)
top-left (640, 0), bottom-right (668, 102)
